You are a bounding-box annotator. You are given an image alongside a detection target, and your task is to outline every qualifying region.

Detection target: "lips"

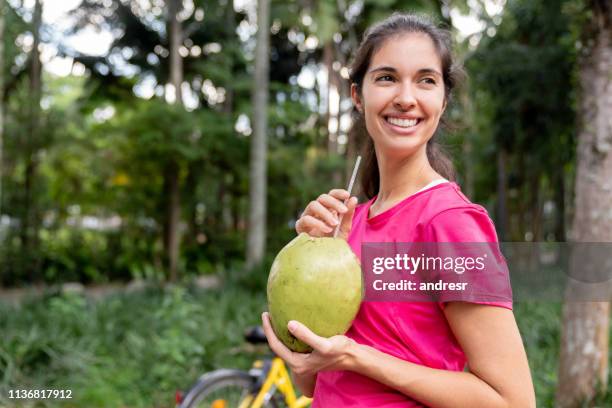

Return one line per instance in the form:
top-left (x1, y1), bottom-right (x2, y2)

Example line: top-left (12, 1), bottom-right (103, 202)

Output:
top-left (385, 116), bottom-right (420, 128)
top-left (382, 115), bottom-right (423, 133)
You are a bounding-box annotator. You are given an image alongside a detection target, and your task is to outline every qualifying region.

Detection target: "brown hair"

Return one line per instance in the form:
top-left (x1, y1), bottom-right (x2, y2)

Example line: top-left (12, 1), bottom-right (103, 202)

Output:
top-left (349, 13), bottom-right (463, 198)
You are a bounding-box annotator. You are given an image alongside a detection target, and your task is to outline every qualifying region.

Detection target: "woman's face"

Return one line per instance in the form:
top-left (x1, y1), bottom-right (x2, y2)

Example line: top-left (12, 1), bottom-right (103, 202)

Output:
top-left (352, 33), bottom-right (446, 160)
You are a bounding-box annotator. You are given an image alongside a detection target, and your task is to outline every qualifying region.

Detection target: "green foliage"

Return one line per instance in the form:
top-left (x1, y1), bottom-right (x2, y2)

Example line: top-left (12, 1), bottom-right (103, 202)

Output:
top-left (514, 302), bottom-right (612, 406)
top-left (0, 226), bottom-right (160, 286)
top-left (0, 0), bottom-right (589, 293)
top-left (312, 0), bottom-right (340, 44)
top-left (2, 3), bottom-right (29, 94)
top-left (515, 302), bottom-right (563, 406)
top-left (466, 0), bottom-right (578, 240)
top-left (1, 1), bottom-right (609, 404)
top-left (1, 290), bottom-right (611, 407)
top-left (0, 285), bottom-right (267, 407)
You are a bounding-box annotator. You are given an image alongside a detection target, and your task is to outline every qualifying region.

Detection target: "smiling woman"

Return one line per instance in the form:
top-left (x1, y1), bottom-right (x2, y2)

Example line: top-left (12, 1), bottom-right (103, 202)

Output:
top-left (353, 33), bottom-right (447, 166)
top-left (349, 14), bottom-right (462, 201)
top-left (263, 12), bottom-right (536, 408)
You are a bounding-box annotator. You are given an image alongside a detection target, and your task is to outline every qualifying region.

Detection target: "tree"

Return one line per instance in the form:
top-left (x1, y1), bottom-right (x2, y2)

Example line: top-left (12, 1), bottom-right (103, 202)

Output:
top-left (164, 0), bottom-right (183, 281)
top-left (246, 0), bottom-right (270, 270)
top-left (467, 0), bottom-right (576, 242)
top-left (21, 0), bottom-right (43, 276)
top-left (557, 1), bottom-right (611, 406)
top-left (0, 0), bottom-right (4, 216)
top-left (67, 0), bottom-right (246, 280)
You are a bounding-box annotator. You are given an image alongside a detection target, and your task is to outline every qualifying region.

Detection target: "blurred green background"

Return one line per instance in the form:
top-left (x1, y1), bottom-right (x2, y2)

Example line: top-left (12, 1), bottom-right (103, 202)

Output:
top-left (0, 0), bottom-right (610, 406)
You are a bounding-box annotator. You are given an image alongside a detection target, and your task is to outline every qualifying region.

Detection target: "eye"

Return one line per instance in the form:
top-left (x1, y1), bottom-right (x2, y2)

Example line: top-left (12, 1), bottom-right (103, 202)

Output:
top-left (376, 74), bottom-right (394, 82)
top-left (420, 77), bottom-right (437, 85)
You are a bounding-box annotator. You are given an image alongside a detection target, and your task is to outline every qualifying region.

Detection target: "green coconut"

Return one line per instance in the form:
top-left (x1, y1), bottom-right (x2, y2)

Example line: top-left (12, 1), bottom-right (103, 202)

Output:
top-left (267, 232), bottom-right (363, 353)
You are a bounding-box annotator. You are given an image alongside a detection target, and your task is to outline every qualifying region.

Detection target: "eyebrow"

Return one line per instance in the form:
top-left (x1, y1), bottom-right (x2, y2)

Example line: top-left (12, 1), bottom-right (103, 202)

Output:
top-left (368, 66), bottom-right (442, 77)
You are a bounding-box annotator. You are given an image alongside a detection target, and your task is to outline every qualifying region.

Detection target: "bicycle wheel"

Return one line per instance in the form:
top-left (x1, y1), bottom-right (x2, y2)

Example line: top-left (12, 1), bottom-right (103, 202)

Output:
top-left (178, 369), bottom-right (286, 408)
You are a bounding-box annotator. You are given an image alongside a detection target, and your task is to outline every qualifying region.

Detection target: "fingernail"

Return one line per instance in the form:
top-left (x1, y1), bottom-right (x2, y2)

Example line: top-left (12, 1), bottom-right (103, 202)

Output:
top-left (340, 205), bottom-right (348, 212)
top-left (332, 218), bottom-right (339, 225)
top-left (288, 321), bottom-right (298, 332)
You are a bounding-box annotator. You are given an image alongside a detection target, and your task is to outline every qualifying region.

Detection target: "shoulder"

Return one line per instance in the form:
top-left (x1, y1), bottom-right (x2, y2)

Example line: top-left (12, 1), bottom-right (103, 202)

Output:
top-left (423, 183), bottom-right (499, 242)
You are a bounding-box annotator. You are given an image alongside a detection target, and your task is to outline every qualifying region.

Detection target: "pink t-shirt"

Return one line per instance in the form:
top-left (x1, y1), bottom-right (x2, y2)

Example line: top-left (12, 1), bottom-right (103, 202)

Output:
top-left (312, 181), bottom-right (512, 407)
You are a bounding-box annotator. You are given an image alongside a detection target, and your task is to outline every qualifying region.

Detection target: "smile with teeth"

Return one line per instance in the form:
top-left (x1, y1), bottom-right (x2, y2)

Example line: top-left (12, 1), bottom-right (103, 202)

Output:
top-left (385, 116), bottom-right (421, 128)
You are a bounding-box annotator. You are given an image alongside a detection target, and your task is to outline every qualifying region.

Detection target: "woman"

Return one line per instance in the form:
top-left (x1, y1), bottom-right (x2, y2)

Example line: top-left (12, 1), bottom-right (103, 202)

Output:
top-left (262, 13), bottom-right (535, 408)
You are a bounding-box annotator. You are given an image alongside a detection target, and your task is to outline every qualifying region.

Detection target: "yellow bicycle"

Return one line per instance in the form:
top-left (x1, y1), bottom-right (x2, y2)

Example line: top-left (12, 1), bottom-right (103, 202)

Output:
top-left (177, 326), bottom-right (312, 408)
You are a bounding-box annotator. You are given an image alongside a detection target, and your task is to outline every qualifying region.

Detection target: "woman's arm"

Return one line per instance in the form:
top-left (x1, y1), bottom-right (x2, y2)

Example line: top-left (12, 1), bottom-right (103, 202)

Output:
top-left (264, 305), bottom-right (535, 408)
top-left (346, 303), bottom-right (535, 408)
top-left (292, 372), bottom-right (317, 397)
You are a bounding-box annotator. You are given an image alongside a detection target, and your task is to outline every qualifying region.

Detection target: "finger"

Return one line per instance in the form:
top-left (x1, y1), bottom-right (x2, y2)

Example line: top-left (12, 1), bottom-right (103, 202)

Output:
top-left (328, 189), bottom-right (350, 201)
top-left (295, 217), bottom-right (305, 234)
top-left (317, 194), bottom-right (349, 216)
top-left (340, 196), bottom-right (358, 239)
top-left (262, 312), bottom-right (294, 361)
top-left (298, 215), bottom-right (333, 236)
top-left (310, 200), bottom-right (341, 227)
top-left (287, 320), bottom-right (333, 354)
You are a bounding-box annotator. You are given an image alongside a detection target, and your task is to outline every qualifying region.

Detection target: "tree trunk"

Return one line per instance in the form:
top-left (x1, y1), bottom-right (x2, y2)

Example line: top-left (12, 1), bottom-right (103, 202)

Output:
top-left (495, 147), bottom-right (509, 241)
top-left (530, 174), bottom-right (542, 242)
top-left (162, 160), bottom-right (180, 282)
top-left (162, 0), bottom-right (184, 281)
top-left (168, 0), bottom-right (183, 105)
top-left (222, 4), bottom-right (235, 235)
top-left (339, 39), bottom-right (359, 183)
top-left (553, 165), bottom-right (566, 241)
top-left (344, 111), bottom-right (358, 183)
top-left (324, 42), bottom-right (337, 155)
top-left (556, 2), bottom-right (612, 406)
top-left (223, 2), bottom-right (235, 115)
top-left (246, 0), bottom-right (270, 271)
top-left (515, 154), bottom-right (526, 241)
top-left (324, 41), bottom-right (342, 185)
top-left (21, 0), bottom-right (42, 278)
top-left (183, 160), bottom-right (200, 248)
top-left (0, 0), bottom-right (4, 216)
top-left (459, 88), bottom-right (475, 198)
top-left (462, 137), bottom-right (474, 199)
top-left (527, 173), bottom-right (541, 270)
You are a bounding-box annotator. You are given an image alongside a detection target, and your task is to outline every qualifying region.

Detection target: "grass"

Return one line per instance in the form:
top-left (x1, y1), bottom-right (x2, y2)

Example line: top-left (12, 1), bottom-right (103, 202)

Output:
top-left (515, 302), bottom-right (564, 406)
top-left (1, 281), bottom-right (611, 406)
top-left (0, 282), bottom-right (268, 407)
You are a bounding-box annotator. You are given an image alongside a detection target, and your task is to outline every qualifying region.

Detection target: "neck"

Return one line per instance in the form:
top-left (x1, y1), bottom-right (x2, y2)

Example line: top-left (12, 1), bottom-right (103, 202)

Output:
top-left (372, 145), bottom-right (442, 210)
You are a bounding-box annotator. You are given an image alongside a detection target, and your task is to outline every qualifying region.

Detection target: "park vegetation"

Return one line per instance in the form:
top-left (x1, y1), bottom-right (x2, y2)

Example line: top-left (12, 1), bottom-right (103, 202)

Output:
top-left (1, 0), bottom-right (611, 406)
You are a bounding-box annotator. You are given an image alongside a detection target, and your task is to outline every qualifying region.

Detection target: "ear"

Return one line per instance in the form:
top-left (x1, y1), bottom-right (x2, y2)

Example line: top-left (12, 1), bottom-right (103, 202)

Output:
top-left (351, 84), bottom-right (363, 113)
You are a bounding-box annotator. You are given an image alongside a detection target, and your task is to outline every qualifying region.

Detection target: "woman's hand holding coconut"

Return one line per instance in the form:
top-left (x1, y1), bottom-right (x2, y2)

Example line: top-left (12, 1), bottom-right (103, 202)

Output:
top-left (262, 188), bottom-right (362, 398)
top-left (295, 189), bottom-right (358, 240)
top-left (261, 311), bottom-right (358, 375)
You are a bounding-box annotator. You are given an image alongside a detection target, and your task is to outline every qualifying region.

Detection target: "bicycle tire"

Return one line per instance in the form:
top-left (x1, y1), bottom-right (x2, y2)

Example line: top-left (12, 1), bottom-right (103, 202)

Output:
top-left (178, 369), bottom-right (286, 408)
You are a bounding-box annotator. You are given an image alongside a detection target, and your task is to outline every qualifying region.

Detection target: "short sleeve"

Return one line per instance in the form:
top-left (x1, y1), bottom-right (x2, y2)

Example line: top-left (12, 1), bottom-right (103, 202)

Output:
top-left (425, 206), bottom-right (512, 310)
top-left (426, 206), bottom-right (499, 243)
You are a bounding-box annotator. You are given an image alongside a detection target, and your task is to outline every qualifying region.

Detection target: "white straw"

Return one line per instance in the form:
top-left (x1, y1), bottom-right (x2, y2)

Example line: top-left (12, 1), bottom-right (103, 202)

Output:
top-left (333, 155), bottom-right (362, 238)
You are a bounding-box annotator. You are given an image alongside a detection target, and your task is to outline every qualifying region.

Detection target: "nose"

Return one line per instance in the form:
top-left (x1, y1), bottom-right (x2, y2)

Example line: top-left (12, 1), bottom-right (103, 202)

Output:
top-left (393, 82), bottom-right (417, 111)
